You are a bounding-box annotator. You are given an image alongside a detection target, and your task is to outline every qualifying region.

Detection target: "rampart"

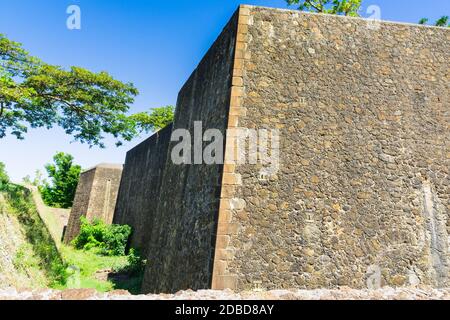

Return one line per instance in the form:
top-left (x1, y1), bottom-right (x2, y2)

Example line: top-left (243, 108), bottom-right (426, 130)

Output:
top-left (113, 5), bottom-right (449, 293)
top-left (64, 164), bottom-right (123, 244)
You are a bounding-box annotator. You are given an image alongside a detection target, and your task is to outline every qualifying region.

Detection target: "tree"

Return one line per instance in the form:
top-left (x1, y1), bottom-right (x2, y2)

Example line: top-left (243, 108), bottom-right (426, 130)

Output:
top-left (32, 169), bottom-right (45, 187)
top-left (419, 16), bottom-right (449, 27)
top-left (22, 169), bottom-right (45, 186)
top-left (22, 175), bottom-right (32, 185)
top-left (0, 34), bottom-right (167, 147)
top-left (435, 16), bottom-right (449, 27)
top-left (286, 0), bottom-right (362, 16)
top-left (0, 162), bottom-right (9, 190)
top-left (39, 152), bottom-right (81, 208)
top-left (129, 105), bottom-right (174, 133)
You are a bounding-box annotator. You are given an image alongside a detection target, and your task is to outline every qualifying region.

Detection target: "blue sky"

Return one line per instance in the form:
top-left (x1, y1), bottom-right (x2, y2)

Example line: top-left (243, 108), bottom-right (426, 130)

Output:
top-left (0, 0), bottom-right (448, 181)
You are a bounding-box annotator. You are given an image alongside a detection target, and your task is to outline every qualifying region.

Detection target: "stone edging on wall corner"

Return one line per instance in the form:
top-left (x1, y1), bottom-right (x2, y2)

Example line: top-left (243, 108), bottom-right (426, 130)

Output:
top-left (211, 6), bottom-right (253, 291)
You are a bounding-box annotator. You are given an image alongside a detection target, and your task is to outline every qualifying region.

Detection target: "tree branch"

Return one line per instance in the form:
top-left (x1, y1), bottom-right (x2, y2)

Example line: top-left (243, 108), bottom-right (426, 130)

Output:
top-left (43, 95), bottom-right (88, 116)
top-left (305, 0), bottom-right (323, 12)
top-left (38, 93), bottom-right (107, 118)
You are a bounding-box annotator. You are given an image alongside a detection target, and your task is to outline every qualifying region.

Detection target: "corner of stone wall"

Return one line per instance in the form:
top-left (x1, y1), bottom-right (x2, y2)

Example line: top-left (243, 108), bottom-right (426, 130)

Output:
top-left (63, 167), bottom-right (96, 244)
top-left (211, 5), bottom-right (252, 291)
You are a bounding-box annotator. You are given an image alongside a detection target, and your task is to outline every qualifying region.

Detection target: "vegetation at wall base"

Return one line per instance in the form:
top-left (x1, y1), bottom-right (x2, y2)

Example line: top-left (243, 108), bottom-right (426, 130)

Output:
top-left (67, 218), bottom-right (146, 293)
top-left (56, 244), bottom-right (145, 293)
top-left (72, 217), bottom-right (132, 257)
top-left (102, 248), bottom-right (145, 294)
top-left (1, 183), bottom-right (68, 287)
top-left (1, 162), bottom-right (145, 293)
top-left (56, 245), bottom-right (128, 292)
top-left (112, 248), bottom-right (146, 276)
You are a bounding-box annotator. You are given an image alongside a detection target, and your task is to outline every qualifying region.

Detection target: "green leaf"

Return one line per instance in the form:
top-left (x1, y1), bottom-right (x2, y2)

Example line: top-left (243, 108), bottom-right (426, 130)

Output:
top-left (285, 0), bottom-right (362, 16)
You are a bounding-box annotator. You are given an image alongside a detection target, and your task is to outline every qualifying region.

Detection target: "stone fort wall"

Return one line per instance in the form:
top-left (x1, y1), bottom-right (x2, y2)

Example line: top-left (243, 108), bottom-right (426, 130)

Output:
top-left (218, 6), bottom-right (449, 291)
top-left (140, 11), bottom-right (239, 294)
top-left (113, 124), bottom-right (173, 257)
top-left (64, 164), bottom-right (123, 244)
top-left (115, 11), bottom-right (239, 293)
top-left (113, 5), bottom-right (449, 293)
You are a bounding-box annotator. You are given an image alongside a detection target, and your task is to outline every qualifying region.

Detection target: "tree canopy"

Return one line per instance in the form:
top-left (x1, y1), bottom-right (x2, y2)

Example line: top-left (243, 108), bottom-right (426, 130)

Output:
top-left (286, 0), bottom-right (362, 16)
top-left (435, 16), bottom-right (450, 27)
top-left (39, 152), bottom-right (81, 208)
top-left (0, 34), bottom-right (174, 147)
top-left (129, 105), bottom-right (174, 133)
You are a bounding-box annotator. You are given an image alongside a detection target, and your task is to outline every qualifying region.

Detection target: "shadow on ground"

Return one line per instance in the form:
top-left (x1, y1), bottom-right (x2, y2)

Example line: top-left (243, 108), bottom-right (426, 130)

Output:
top-left (107, 271), bottom-right (144, 295)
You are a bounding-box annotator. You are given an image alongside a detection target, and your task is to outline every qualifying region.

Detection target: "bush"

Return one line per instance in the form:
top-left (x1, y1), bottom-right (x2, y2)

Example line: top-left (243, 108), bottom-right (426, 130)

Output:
top-left (72, 217), bottom-right (132, 256)
top-left (113, 248), bottom-right (146, 276)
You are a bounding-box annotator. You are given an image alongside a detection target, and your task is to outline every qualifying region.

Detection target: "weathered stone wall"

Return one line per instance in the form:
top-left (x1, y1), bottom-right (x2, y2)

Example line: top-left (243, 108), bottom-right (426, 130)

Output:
top-left (64, 164), bottom-right (123, 244)
top-left (64, 168), bottom-right (96, 244)
top-left (114, 124), bottom-right (173, 256)
top-left (117, 5), bottom-right (448, 294)
top-left (218, 6), bottom-right (449, 291)
top-left (140, 12), bottom-right (239, 293)
top-left (87, 165), bottom-right (123, 224)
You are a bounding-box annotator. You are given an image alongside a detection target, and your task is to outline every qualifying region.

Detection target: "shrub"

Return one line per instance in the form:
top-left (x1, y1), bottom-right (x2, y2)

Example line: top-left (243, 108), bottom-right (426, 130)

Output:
top-left (72, 217), bottom-right (132, 256)
top-left (113, 248), bottom-right (146, 276)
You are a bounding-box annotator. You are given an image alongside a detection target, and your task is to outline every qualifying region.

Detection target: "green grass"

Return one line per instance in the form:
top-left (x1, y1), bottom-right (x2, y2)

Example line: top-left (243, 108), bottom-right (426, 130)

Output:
top-left (55, 246), bottom-right (146, 293)
top-left (29, 187), bottom-right (67, 248)
top-left (3, 184), bottom-right (67, 286)
top-left (54, 245), bottom-right (128, 292)
top-left (61, 245), bottom-right (128, 276)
